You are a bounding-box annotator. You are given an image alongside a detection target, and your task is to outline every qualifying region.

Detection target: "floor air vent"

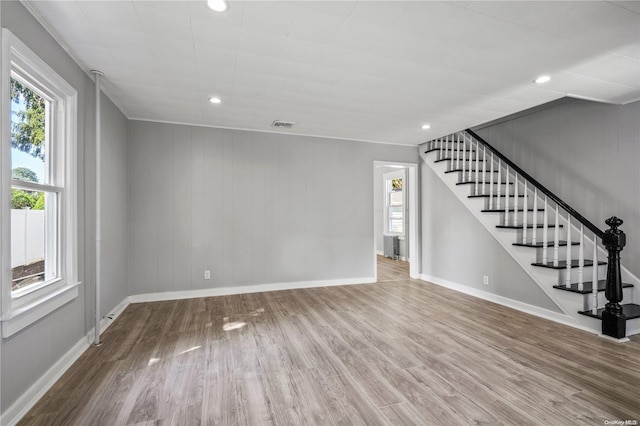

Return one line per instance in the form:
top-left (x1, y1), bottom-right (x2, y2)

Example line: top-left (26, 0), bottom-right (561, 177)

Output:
top-left (271, 120), bottom-right (296, 128)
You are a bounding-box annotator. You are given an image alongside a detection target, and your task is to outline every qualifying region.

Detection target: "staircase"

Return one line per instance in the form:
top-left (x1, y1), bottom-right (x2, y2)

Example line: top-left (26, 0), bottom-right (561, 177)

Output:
top-left (421, 129), bottom-right (640, 339)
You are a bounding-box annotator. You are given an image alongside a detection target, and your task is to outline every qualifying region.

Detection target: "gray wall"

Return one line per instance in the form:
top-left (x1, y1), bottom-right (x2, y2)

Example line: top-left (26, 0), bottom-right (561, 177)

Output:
top-left (420, 160), bottom-right (562, 312)
top-left (128, 121), bottom-right (418, 295)
top-left (99, 95), bottom-right (129, 315)
top-left (476, 99), bottom-right (640, 279)
top-left (1, 1), bottom-right (128, 413)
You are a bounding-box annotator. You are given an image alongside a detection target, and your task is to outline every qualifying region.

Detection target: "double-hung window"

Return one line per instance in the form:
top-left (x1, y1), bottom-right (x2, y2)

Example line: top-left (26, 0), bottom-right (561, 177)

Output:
top-left (1, 29), bottom-right (78, 337)
top-left (384, 170), bottom-right (405, 235)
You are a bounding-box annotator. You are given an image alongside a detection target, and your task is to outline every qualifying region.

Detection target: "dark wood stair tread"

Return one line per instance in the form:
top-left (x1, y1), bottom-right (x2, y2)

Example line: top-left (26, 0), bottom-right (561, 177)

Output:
top-left (482, 208), bottom-right (545, 212)
top-left (513, 240), bottom-right (578, 248)
top-left (497, 224), bottom-right (562, 229)
top-left (456, 181), bottom-right (514, 185)
top-left (425, 148), bottom-right (475, 154)
top-left (469, 194), bottom-right (525, 198)
top-left (554, 280), bottom-right (633, 294)
top-left (435, 158), bottom-right (484, 163)
top-left (445, 169), bottom-right (500, 174)
top-left (532, 260), bottom-right (606, 269)
top-left (578, 303), bottom-right (640, 320)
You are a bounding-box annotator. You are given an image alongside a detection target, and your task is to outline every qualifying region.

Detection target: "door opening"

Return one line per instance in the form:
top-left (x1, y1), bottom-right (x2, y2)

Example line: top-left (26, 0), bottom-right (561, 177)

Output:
top-left (373, 161), bottom-right (419, 280)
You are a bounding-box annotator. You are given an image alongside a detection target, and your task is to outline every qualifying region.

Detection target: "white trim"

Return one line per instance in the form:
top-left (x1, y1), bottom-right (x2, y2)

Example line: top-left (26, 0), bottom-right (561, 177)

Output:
top-left (373, 161), bottom-right (420, 280)
top-left (1, 282), bottom-right (80, 337)
top-left (598, 334), bottom-right (630, 343)
top-left (1, 29), bottom-right (79, 336)
top-left (92, 297), bottom-right (130, 339)
top-left (1, 296), bottom-right (129, 426)
top-left (626, 321), bottom-right (640, 337)
top-left (418, 273), bottom-right (596, 333)
top-left (129, 277), bottom-right (376, 304)
top-left (383, 168), bottom-right (406, 236)
top-left (566, 93), bottom-right (622, 105)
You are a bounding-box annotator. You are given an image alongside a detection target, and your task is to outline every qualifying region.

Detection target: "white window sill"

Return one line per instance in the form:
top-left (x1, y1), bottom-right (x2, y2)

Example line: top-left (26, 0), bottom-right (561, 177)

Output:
top-left (2, 281), bottom-right (81, 338)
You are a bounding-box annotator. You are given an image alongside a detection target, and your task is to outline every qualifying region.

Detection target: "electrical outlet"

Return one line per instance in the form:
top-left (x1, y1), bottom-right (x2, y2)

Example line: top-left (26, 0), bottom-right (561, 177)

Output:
top-left (483, 275), bottom-right (489, 286)
top-left (204, 270), bottom-right (211, 280)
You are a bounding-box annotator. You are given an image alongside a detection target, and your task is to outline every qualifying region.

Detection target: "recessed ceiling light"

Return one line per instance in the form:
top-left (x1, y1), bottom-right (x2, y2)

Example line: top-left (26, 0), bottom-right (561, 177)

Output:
top-left (209, 97), bottom-right (222, 104)
top-left (207, 0), bottom-right (229, 12)
top-left (534, 75), bottom-right (551, 84)
top-left (421, 124), bottom-right (431, 130)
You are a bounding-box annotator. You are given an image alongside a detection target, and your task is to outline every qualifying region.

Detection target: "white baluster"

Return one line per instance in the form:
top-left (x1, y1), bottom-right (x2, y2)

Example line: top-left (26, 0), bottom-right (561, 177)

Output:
top-left (457, 134), bottom-right (462, 170)
top-left (532, 188), bottom-right (538, 245)
top-left (496, 159), bottom-right (502, 209)
top-left (504, 165), bottom-right (509, 226)
top-left (578, 224), bottom-right (584, 291)
top-left (462, 135), bottom-right (468, 178)
top-left (453, 134), bottom-right (457, 168)
top-left (445, 134), bottom-right (450, 170)
top-left (565, 214), bottom-right (572, 288)
top-left (475, 141), bottom-right (480, 195)
top-left (522, 181), bottom-right (528, 243)
top-left (482, 147), bottom-right (487, 195)
top-left (553, 206), bottom-right (559, 267)
top-left (452, 135), bottom-right (456, 168)
top-left (468, 138), bottom-right (472, 179)
top-left (489, 152), bottom-right (494, 208)
top-left (542, 196), bottom-right (548, 262)
top-left (592, 234), bottom-right (598, 315)
top-left (439, 138), bottom-right (444, 160)
top-left (463, 136), bottom-right (467, 174)
top-left (513, 174), bottom-right (519, 226)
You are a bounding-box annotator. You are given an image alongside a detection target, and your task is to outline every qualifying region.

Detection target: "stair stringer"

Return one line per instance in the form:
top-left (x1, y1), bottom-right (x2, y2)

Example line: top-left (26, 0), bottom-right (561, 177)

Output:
top-left (420, 150), bottom-right (640, 335)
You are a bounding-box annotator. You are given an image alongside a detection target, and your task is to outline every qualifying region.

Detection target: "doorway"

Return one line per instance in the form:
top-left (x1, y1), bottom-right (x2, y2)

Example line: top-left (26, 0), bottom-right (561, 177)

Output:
top-left (373, 161), bottom-right (419, 280)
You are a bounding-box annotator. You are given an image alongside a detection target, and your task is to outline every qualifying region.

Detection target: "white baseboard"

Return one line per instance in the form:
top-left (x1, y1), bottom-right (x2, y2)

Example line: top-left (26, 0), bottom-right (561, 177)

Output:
top-left (418, 274), bottom-right (595, 332)
top-left (129, 277), bottom-right (376, 304)
top-left (86, 297), bottom-right (131, 345)
top-left (2, 296), bottom-right (130, 426)
top-left (598, 334), bottom-right (630, 343)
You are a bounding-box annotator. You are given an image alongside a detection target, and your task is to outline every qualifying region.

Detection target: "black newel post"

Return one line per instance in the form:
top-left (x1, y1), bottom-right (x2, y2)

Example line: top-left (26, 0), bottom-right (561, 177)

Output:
top-left (602, 216), bottom-right (627, 339)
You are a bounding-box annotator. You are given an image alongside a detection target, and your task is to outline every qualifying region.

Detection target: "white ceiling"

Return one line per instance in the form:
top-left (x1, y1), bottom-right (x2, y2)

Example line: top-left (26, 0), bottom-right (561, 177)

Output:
top-left (24, 1), bottom-right (640, 146)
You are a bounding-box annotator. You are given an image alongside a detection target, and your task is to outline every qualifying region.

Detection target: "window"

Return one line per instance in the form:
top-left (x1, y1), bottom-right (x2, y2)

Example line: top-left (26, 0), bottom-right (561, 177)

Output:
top-left (1, 29), bottom-right (78, 337)
top-left (384, 170), bottom-right (405, 235)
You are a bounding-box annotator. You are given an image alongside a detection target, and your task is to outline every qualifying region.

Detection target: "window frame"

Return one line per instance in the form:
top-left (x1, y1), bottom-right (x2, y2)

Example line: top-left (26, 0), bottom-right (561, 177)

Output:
top-left (383, 169), bottom-right (406, 236)
top-left (1, 29), bottom-right (79, 338)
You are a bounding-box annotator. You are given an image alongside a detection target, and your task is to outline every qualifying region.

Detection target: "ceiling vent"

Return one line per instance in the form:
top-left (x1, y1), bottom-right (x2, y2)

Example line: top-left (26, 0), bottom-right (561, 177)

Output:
top-left (271, 120), bottom-right (296, 129)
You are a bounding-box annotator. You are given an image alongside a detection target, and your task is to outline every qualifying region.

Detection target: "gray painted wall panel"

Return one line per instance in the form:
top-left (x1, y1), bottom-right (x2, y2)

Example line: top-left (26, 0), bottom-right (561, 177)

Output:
top-left (100, 95), bottom-right (129, 315)
top-left (127, 122), bottom-right (418, 294)
top-left (476, 99), bottom-right (640, 279)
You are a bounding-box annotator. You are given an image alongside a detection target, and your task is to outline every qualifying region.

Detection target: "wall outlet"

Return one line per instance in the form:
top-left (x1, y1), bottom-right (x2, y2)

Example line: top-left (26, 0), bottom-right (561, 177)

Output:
top-left (204, 270), bottom-right (211, 280)
top-left (483, 275), bottom-right (489, 286)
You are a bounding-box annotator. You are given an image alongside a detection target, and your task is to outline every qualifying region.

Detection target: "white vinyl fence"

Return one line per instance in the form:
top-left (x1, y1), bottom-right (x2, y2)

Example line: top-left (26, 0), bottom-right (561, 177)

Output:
top-left (11, 209), bottom-right (45, 268)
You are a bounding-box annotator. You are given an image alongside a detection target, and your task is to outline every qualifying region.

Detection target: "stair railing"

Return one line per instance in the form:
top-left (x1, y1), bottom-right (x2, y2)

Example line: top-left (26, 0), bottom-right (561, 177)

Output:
top-left (425, 129), bottom-right (628, 338)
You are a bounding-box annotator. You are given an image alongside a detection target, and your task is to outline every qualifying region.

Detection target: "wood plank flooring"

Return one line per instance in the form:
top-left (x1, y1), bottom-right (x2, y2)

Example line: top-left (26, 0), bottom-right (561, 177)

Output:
top-left (19, 256), bottom-right (640, 425)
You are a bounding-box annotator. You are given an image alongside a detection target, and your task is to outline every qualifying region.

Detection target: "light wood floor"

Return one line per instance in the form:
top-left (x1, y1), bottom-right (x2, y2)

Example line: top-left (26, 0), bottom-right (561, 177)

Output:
top-left (19, 256), bottom-right (640, 425)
